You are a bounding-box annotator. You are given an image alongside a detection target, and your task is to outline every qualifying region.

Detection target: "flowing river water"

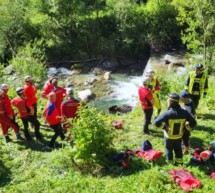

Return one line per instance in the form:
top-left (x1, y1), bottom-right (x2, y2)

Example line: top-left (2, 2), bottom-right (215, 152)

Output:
top-left (47, 52), bottom-right (188, 111)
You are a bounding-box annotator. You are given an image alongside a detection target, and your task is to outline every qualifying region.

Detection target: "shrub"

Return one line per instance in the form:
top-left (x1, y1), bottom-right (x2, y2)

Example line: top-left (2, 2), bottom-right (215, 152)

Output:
top-left (70, 105), bottom-right (114, 168)
top-left (10, 39), bottom-right (47, 85)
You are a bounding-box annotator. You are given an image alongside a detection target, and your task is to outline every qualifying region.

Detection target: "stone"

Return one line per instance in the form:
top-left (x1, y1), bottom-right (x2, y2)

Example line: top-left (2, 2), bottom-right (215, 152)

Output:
top-left (78, 89), bottom-right (93, 102)
top-left (103, 71), bottom-right (111, 81)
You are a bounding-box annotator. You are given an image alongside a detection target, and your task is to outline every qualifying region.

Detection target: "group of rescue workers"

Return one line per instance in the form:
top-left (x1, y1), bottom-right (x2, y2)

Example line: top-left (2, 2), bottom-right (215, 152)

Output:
top-left (0, 63), bottom-right (209, 162)
top-left (0, 76), bottom-right (80, 149)
top-left (138, 63), bottom-right (208, 165)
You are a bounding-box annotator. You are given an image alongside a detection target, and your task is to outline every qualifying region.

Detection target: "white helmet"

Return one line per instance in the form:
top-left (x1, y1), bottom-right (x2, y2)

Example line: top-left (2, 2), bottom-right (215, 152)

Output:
top-left (1, 84), bottom-right (10, 90)
top-left (146, 70), bottom-right (155, 75)
top-left (66, 88), bottom-right (74, 95)
top-left (142, 77), bottom-right (150, 85)
top-left (0, 89), bottom-right (4, 96)
top-left (25, 75), bottom-right (32, 82)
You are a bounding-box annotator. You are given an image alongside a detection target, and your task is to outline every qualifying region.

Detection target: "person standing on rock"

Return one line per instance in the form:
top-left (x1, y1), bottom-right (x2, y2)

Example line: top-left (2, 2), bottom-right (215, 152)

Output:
top-left (145, 70), bottom-right (161, 117)
top-left (154, 93), bottom-right (197, 165)
top-left (185, 64), bottom-right (208, 108)
top-left (138, 77), bottom-right (154, 135)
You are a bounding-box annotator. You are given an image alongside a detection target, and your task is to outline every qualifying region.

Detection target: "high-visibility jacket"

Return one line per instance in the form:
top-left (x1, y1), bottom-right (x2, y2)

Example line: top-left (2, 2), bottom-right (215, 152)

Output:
top-left (185, 71), bottom-right (208, 95)
top-left (43, 102), bottom-right (61, 126)
top-left (61, 98), bottom-right (80, 118)
top-left (148, 78), bottom-right (160, 93)
top-left (3, 93), bottom-right (15, 117)
top-left (154, 106), bottom-right (197, 139)
top-left (41, 82), bottom-right (54, 99)
top-left (11, 97), bottom-right (31, 118)
top-left (24, 82), bottom-right (37, 105)
top-left (138, 86), bottom-right (153, 110)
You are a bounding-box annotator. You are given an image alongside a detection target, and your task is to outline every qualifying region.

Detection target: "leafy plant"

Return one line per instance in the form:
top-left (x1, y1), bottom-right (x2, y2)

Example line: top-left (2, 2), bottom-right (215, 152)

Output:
top-left (70, 105), bottom-right (114, 167)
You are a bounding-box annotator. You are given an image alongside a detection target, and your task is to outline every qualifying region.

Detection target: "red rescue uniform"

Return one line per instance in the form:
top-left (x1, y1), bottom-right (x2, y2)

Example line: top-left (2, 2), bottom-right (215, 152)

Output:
top-left (24, 82), bottom-right (37, 106)
top-left (41, 82), bottom-right (54, 99)
top-left (53, 86), bottom-right (66, 115)
top-left (3, 93), bottom-right (15, 117)
top-left (0, 97), bottom-right (19, 135)
top-left (61, 98), bottom-right (80, 119)
top-left (44, 102), bottom-right (61, 126)
top-left (138, 86), bottom-right (153, 110)
top-left (11, 97), bottom-right (31, 118)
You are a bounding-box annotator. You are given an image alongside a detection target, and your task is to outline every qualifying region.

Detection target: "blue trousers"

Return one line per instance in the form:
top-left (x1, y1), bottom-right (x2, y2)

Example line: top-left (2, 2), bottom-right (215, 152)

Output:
top-left (164, 137), bottom-right (183, 163)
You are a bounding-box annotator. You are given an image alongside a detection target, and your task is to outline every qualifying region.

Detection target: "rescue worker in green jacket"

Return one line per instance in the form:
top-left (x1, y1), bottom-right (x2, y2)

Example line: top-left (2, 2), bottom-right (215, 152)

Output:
top-left (154, 93), bottom-right (197, 165)
top-left (145, 70), bottom-right (161, 116)
top-left (185, 64), bottom-right (208, 108)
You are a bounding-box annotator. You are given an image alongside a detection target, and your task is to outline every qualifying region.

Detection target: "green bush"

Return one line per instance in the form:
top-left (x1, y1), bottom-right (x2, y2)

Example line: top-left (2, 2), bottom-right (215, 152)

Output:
top-left (10, 40), bottom-right (47, 85)
top-left (70, 105), bottom-right (114, 167)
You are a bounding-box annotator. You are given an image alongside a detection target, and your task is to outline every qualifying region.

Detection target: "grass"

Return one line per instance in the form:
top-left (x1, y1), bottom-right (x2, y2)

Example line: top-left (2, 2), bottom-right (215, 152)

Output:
top-left (0, 78), bottom-right (215, 193)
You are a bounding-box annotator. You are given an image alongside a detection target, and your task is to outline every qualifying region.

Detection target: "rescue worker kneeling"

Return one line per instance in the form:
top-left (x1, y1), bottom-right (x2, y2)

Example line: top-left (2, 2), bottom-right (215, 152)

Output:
top-left (11, 87), bottom-right (42, 141)
top-left (43, 92), bottom-right (65, 148)
top-left (154, 93), bottom-right (197, 165)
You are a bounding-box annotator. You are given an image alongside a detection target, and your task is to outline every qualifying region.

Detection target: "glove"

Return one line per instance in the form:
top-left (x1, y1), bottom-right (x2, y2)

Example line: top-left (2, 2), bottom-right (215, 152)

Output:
top-left (203, 92), bottom-right (207, 98)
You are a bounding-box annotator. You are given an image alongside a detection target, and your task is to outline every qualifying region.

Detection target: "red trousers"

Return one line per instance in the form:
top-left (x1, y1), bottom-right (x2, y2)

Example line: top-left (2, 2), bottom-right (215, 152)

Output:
top-left (0, 115), bottom-right (19, 136)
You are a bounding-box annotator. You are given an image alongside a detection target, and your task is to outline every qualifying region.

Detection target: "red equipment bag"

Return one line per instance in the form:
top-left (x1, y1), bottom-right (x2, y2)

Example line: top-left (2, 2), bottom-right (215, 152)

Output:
top-left (169, 168), bottom-right (201, 192)
top-left (210, 170), bottom-right (215, 179)
top-left (135, 149), bottom-right (163, 161)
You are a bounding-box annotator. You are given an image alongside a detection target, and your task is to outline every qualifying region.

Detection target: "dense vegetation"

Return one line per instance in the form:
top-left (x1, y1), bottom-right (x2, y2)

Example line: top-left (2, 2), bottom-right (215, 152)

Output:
top-left (0, 0), bottom-right (215, 192)
top-left (0, 71), bottom-right (214, 192)
top-left (0, 0), bottom-right (214, 72)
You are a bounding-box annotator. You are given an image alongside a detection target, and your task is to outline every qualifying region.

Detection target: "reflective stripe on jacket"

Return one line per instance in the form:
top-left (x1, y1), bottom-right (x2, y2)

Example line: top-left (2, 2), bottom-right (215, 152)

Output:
top-left (187, 71), bottom-right (207, 95)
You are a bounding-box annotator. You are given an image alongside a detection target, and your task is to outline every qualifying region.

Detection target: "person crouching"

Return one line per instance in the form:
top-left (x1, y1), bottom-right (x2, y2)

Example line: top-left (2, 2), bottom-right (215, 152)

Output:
top-left (43, 92), bottom-right (65, 148)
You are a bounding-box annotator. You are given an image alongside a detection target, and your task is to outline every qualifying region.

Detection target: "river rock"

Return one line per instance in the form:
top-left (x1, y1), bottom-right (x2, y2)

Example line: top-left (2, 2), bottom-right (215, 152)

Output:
top-left (164, 54), bottom-right (178, 64)
top-left (71, 69), bottom-right (82, 75)
top-left (78, 89), bottom-right (94, 102)
top-left (92, 67), bottom-right (103, 75)
top-left (103, 71), bottom-right (111, 81)
top-left (84, 77), bottom-right (97, 86)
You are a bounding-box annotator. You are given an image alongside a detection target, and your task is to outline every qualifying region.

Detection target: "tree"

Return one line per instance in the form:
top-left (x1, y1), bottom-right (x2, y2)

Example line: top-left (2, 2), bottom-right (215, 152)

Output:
top-left (172, 0), bottom-right (215, 73)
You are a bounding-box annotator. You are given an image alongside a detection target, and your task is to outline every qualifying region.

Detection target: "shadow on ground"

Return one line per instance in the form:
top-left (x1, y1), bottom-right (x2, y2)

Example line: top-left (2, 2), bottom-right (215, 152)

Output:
top-left (0, 160), bottom-right (12, 188)
top-left (193, 125), bottom-right (214, 134)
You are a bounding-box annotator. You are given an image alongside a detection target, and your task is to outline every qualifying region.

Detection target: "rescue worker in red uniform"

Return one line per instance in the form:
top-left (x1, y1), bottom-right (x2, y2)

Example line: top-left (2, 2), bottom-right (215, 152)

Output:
top-left (43, 92), bottom-right (65, 148)
top-left (61, 88), bottom-right (80, 119)
top-left (11, 87), bottom-right (42, 141)
top-left (24, 76), bottom-right (38, 118)
top-left (0, 89), bottom-right (23, 142)
top-left (1, 84), bottom-right (20, 130)
top-left (41, 77), bottom-right (55, 99)
top-left (41, 77), bottom-right (66, 115)
top-left (138, 77), bottom-right (154, 135)
top-left (51, 78), bottom-right (66, 115)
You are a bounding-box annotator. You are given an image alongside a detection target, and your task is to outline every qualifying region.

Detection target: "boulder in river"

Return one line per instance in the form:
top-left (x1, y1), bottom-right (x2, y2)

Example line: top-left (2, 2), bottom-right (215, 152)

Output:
top-left (78, 89), bottom-right (94, 102)
top-left (103, 71), bottom-right (111, 81)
